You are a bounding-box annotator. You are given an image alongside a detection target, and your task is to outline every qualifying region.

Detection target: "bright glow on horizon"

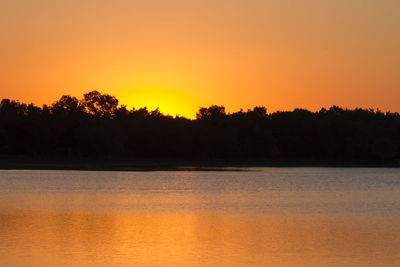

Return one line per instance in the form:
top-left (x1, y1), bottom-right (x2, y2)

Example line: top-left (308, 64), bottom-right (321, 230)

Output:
top-left (118, 87), bottom-right (201, 119)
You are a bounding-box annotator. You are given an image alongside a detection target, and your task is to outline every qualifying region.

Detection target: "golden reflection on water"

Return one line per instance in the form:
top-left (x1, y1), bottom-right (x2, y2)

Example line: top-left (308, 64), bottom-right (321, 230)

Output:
top-left (0, 169), bottom-right (400, 266)
top-left (1, 209), bottom-right (399, 267)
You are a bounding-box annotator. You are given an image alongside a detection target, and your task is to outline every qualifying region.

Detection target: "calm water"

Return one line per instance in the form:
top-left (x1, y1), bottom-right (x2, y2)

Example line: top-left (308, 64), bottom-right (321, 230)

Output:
top-left (0, 168), bottom-right (399, 267)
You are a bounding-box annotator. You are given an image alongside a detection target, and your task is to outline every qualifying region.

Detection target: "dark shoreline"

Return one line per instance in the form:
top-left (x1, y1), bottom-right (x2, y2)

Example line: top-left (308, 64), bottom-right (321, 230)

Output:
top-left (1, 156), bottom-right (399, 171)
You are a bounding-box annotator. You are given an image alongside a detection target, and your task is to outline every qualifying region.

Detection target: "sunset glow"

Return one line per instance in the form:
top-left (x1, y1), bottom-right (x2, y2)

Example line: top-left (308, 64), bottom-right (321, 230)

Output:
top-left (119, 87), bottom-right (202, 118)
top-left (1, 0), bottom-right (399, 117)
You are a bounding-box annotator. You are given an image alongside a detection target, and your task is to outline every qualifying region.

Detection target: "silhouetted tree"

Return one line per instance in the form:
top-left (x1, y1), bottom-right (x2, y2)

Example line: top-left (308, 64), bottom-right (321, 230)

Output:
top-left (82, 91), bottom-right (118, 117)
top-left (196, 105), bottom-right (226, 120)
top-left (52, 95), bottom-right (84, 115)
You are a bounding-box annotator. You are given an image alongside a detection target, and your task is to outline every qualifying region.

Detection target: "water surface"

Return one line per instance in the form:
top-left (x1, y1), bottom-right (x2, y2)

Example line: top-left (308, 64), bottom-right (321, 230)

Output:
top-left (0, 168), bottom-right (399, 266)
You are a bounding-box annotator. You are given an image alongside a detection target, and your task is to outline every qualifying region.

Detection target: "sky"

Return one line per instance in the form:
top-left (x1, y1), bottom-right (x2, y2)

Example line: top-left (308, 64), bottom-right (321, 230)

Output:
top-left (0, 0), bottom-right (399, 118)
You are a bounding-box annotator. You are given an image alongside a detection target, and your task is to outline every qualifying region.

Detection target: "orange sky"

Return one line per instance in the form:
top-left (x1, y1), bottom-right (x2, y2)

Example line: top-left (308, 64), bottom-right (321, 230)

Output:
top-left (0, 0), bottom-right (399, 118)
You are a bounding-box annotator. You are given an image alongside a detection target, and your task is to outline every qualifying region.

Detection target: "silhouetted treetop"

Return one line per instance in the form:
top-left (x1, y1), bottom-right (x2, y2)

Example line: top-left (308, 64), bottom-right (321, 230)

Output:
top-left (196, 105), bottom-right (226, 120)
top-left (52, 95), bottom-right (83, 115)
top-left (251, 106), bottom-right (267, 117)
top-left (83, 91), bottom-right (118, 117)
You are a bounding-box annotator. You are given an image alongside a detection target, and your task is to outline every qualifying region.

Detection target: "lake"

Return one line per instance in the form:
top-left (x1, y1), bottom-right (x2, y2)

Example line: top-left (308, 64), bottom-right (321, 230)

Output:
top-left (0, 168), bottom-right (399, 266)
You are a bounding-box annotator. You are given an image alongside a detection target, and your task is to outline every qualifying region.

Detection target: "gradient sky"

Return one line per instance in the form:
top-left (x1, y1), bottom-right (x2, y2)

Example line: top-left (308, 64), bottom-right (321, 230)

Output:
top-left (1, 0), bottom-right (399, 118)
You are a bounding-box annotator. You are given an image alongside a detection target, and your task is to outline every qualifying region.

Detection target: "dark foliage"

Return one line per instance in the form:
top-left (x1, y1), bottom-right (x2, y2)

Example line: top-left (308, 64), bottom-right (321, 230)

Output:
top-left (1, 91), bottom-right (400, 163)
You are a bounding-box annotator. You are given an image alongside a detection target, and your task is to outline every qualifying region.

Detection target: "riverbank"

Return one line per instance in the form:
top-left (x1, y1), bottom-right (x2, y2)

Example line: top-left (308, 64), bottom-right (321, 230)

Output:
top-left (0, 156), bottom-right (399, 171)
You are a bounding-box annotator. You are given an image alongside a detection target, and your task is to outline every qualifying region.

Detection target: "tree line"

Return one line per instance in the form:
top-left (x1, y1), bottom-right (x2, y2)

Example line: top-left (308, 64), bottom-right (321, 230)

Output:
top-left (1, 91), bottom-right (400, 163)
